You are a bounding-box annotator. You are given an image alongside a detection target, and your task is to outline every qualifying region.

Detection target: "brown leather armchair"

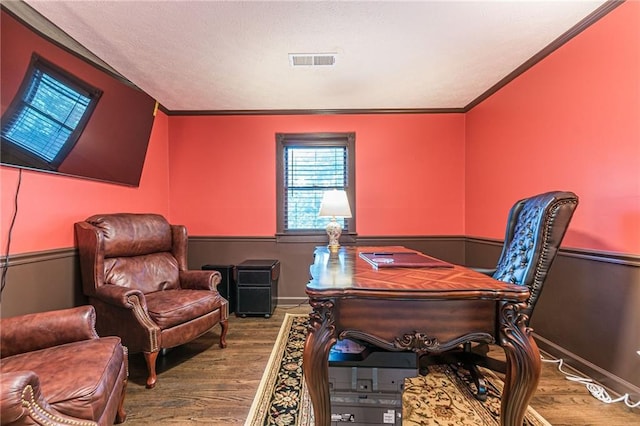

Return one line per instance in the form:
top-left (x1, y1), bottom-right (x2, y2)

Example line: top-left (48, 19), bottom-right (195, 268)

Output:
top-left (1, 305), bottom-right (127, 425)
top-left (75, 213), bottom-right (229, 389)
top-left (420, 190), bottom-right (579, 400)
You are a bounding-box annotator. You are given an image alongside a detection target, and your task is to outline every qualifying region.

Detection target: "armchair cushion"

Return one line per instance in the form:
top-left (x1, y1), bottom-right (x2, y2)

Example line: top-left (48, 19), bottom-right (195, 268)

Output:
top-left (146, 289), bottom-right (223, 329)
top-left (2, 337), bottom-right (124, 421)
top-left (105, 252), bottom-right (180, 292)
top-left (92, 213), bottom-right (173, 257)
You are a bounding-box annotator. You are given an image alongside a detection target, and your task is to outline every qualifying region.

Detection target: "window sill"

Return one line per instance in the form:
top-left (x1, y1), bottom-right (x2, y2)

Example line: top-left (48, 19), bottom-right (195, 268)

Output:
top-left (275, 232), bottom-right (358, 244)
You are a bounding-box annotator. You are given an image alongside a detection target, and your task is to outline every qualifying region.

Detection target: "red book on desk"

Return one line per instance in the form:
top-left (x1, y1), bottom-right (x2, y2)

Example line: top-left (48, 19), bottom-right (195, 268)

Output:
top-left (359, 251), bottom-right (454, 269)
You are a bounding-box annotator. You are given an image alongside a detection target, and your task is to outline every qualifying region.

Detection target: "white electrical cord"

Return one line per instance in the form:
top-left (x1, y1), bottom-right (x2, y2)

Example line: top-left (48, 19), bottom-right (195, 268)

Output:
top-left (540, 354), bottom-right (640, 409)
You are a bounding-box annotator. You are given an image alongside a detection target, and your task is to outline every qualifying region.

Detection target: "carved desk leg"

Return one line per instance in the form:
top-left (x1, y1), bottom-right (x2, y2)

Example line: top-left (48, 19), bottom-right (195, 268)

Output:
top-left (303, 299), bottom-right (337, 426)
top-left (499, 302), bottom-right (542, 426)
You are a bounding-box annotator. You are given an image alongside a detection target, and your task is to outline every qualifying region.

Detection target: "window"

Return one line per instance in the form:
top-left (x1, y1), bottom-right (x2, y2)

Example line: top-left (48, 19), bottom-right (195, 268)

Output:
top-left (276, 132), bottom-right (355, 239)
top-left (1, 54), bottom-right (102, 171)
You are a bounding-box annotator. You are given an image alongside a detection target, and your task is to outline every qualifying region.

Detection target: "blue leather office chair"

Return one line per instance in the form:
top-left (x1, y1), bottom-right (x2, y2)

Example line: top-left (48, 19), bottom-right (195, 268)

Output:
top-left (420, 190), bottom-right (579, 400)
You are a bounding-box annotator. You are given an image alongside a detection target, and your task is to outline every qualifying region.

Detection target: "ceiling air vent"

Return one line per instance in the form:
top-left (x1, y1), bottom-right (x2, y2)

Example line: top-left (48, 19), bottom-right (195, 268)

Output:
top-left (289, 53), bottom-right (337, 67)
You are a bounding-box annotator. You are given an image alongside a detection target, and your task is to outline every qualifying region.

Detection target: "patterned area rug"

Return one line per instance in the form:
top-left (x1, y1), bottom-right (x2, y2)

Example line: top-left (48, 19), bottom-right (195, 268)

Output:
top-left (245, 313), bottom-right (550, 426)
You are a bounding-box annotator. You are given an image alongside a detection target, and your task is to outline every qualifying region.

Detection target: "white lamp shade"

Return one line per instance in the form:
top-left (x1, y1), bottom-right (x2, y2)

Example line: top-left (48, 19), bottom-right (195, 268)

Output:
top-left (318, 190), bottom-right (352, 218)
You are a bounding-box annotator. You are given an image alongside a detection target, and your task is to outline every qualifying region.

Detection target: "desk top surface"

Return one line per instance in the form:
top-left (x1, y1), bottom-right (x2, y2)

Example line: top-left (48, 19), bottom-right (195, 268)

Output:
top-left (306, 246), bottom-right (529, 302)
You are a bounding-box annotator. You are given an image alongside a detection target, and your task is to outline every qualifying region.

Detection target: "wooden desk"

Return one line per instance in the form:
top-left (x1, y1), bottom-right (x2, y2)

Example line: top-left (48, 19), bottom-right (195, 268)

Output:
top-left (303, 246), bottom-right (541, 426)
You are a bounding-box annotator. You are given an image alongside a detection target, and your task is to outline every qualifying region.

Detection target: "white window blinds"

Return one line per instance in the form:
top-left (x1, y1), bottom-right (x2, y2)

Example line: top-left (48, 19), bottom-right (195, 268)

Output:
top-left (284, 145), bottom-right (348, 231)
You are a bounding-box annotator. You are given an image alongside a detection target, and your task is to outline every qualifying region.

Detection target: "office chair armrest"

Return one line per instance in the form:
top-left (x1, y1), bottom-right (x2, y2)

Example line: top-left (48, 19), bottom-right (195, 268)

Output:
top-left (470, 267), bottom-right (497, 276)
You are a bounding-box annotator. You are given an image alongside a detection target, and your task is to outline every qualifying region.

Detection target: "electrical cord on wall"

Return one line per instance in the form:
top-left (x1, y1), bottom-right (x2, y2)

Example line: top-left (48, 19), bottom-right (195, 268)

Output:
top-left (540, 353), bottom-right (640, 409)
top-left (1, 168), bottom-right (22, 298)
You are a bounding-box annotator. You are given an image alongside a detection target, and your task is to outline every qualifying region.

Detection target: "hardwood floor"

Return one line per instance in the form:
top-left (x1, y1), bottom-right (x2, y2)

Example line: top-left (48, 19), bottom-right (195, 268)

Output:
top-left (124, 306), bottom-right (638, 425)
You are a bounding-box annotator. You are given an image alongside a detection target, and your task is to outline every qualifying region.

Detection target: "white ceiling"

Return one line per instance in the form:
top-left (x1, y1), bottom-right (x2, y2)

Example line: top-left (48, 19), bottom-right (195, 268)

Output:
top-left (21, 0), bottom-right (610, 112)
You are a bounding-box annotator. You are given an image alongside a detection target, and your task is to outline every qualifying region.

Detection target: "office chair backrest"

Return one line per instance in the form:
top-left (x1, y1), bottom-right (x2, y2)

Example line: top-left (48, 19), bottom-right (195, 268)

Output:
top-left (492, 191), bottom-right (578, 320)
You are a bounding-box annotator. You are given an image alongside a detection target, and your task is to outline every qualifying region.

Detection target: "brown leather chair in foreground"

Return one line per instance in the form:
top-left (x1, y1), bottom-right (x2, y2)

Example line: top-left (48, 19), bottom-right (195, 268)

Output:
top-left (420, 190), bottom-right (579, 400)
top-left (75, 213), bottom-right (229, 389)
top-left (1, 305), bottom-right (127, 425)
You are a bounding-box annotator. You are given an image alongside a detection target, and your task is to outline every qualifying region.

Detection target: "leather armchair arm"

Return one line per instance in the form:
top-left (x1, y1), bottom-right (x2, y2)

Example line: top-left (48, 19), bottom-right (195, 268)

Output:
top-left (0, 306), bottom-right (98, 358)
top-left (180, 270), bottom-right (221, 291)
top-left (90, 287), bottom-right (158, 353)
top-left (94, 284), bottom-right (148, 310)
top-left (1, 371), bottom-right (98, 426)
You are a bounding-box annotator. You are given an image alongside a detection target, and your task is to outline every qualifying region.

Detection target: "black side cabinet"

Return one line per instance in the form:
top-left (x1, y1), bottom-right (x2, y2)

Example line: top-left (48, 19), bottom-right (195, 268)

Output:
top-left (202, 264), bottom-right (236, 314)
top-left (235, 259), bottom-right (280, 318)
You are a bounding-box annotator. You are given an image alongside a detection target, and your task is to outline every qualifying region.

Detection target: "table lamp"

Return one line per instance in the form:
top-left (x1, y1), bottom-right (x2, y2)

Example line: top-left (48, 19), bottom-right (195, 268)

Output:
top-left (318, 189), bottom-right (352, 253)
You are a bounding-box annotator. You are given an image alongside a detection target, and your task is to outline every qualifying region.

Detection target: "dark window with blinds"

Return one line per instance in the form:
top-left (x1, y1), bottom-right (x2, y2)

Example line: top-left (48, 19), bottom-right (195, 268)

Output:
top-left (1, 54), bottom-right (102, 171)
top-left (276, 132), bottom-right (356, 237)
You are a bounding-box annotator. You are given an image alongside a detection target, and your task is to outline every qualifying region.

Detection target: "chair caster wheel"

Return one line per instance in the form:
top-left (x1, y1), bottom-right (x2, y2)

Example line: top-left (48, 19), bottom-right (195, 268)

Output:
top-left (475, 392), bottom-right (488, 402)
top-left (475, 382), bottom-right (488, 401)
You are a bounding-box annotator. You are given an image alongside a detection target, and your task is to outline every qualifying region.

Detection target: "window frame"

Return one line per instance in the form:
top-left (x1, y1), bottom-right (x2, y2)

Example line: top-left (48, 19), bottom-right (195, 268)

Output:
top-left (1, 53), bottom-right (102, 171)
top-left (276, 132), bottom-right (356, 242)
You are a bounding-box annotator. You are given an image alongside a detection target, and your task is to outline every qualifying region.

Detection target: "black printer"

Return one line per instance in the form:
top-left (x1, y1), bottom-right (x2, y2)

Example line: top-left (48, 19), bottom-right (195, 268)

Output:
top-left (328, 339), bottom-right (418, 425)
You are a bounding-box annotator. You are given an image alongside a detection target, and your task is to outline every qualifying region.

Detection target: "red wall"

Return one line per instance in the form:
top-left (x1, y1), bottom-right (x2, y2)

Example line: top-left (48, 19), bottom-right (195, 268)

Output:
top-left (1, 11), bottom-right (156, 187)
top-left (1, 1), bottom-right (638, 256)
top-left (0, 112), bottom-right (171, 254)
top-left (168, 114), bottom-right (466, 236)
top-left (465, 0), bottom-right (639, 254)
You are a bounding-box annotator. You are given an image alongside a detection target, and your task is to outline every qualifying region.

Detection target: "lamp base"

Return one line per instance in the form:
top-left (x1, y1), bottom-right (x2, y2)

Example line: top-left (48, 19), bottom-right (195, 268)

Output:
top-left (328, 244), bottom-right (340, 254)
top-left (326, 218), bottom-right (342, 253)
